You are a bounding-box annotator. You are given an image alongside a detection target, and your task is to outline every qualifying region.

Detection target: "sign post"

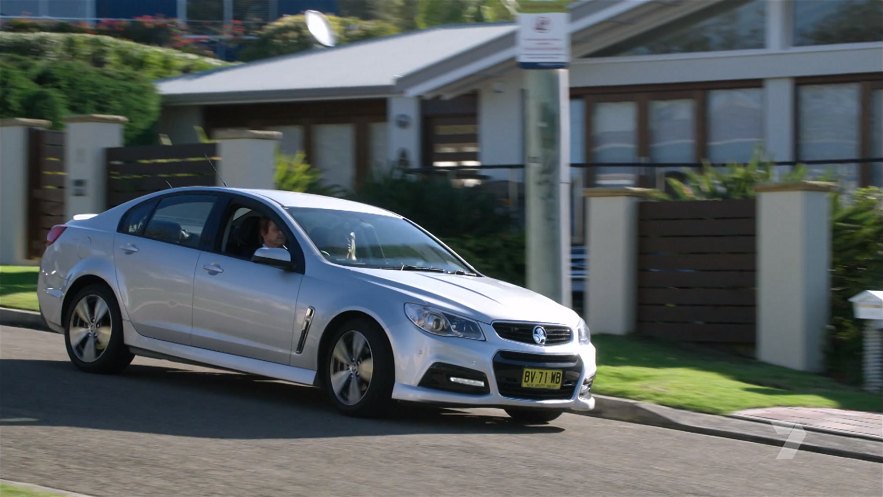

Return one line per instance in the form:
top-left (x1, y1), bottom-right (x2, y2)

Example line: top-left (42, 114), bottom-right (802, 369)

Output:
top-left (518, 1), bottom-right (571, 307)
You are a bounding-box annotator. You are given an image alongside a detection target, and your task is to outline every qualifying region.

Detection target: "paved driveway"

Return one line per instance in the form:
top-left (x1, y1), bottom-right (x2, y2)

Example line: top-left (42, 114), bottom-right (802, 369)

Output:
top-left (1, 325), bottom-right (881, 497)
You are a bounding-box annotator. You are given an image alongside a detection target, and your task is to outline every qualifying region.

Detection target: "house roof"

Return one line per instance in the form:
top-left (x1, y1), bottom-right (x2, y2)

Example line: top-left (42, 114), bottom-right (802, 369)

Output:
top-left (158, 24), bottom-right (516, 105)
top-left (158, 0), bottom-right (730, 106)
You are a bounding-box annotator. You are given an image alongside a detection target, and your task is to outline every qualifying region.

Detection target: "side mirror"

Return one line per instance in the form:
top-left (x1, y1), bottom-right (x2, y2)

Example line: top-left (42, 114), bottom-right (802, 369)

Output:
top-left (252, 247), bottom-right (293, 270)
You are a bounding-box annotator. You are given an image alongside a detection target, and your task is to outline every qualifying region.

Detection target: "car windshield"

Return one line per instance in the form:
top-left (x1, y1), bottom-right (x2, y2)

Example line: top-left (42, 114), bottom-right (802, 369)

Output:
top-left (286, 207), bottom-right (477, 275)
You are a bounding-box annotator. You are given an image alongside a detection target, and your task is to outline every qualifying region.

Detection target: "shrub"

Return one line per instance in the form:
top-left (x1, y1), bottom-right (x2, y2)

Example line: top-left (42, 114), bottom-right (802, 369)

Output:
top-left (351, 171), bottom-right (512, 239)
top-left (665, 154), bottom-right (806, 200)
top-left (238, 14), bottom-right (398, 61)
top-left (0, 33), bottom-right (229, 80)
top-left (828, 187), bottom-right (883, 383)
top-left (273, 150), bottom-right (341, 195)
top-left (2, 58), bottom-right (161, 144)
top-left (349, 171), bottom-right (524, 284)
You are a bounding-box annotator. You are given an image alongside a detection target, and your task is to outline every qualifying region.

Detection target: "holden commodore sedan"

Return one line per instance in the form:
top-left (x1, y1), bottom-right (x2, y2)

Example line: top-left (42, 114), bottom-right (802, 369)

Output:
top-left (38, 187), bottom-right (596, 422)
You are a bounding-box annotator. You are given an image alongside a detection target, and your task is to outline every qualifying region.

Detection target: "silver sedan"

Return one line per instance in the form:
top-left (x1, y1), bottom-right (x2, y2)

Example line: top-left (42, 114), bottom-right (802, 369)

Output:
top-left (38, 187), bottom-right (596, 422)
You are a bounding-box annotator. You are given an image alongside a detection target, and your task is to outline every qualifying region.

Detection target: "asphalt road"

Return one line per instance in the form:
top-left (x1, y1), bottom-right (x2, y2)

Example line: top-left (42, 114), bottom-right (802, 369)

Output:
top-left (1, 325), bottom-right (881, 497)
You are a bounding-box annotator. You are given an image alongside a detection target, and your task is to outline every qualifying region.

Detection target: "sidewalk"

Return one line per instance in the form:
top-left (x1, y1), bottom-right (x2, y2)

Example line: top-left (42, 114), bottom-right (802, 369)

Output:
top-left (2, 306), bottom-right (881, 462)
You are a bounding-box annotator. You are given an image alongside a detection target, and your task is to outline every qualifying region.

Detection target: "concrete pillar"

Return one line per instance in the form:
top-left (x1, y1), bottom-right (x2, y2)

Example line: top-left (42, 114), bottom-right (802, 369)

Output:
top-left (387, 96), bottom-right (421, 170)
top-left (64, 115), bottom-right (127, 219)
top-left (584, 188), bottom-right (653, 335)
top-left (214, 129), bottom-right (281, 189)
top-left (0, 118), bottom-right (51, 265)
top-left (756, 181), bottom-right (837, 372)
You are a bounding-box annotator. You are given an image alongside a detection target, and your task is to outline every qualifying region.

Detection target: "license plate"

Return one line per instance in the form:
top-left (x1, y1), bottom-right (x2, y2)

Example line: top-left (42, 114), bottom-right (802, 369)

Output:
top-left (521, 368), bottom-right (563, 389)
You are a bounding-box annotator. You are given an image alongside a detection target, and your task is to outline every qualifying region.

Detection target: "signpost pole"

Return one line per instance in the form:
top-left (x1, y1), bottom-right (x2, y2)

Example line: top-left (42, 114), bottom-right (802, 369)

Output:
top-left (519, 2), bottom-right (571, 307)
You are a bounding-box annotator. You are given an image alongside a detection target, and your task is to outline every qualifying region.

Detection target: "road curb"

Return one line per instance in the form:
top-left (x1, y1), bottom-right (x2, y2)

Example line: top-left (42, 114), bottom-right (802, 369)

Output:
top-left (582, 395), bottom-right (883, 463)
top-left (0, 307), bottom-right (47, 331)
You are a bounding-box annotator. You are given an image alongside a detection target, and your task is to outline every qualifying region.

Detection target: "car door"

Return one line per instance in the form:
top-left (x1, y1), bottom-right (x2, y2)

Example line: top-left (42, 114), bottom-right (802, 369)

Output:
top-left (191, 196), bottom-right (305, 364)
top-left (114, 193), bottom-right (222, 345)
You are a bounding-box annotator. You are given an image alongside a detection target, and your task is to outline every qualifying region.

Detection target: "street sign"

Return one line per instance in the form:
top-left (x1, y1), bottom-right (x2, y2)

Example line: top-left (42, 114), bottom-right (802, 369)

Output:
top-left (517, 6), bottom-right (569, 69)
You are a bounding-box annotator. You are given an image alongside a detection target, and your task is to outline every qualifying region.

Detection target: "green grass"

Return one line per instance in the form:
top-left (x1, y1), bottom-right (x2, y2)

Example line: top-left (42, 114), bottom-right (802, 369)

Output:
top-left (0, 482), bottom-right (65, 497)
top-left (0, 265), bottom-right (39, 312)
top-left (592, 334), bottom-right (883, 415)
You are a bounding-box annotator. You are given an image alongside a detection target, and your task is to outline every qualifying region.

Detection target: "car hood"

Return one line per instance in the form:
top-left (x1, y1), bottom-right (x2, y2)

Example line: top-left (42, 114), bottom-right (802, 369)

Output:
top-left (348, 267), bottom-right (579, 326)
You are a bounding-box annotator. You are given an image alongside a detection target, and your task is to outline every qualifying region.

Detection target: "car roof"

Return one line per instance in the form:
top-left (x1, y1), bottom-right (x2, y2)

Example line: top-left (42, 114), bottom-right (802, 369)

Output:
top-left (239, 189), bottom-right (399, 217)
top-left (126, 187), bottom-right (399, 218)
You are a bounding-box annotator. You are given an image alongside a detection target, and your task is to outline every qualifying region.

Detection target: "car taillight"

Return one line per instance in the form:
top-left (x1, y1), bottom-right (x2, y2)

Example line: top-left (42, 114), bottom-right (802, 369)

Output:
top-left (46, 225), bottom-right (67, 246)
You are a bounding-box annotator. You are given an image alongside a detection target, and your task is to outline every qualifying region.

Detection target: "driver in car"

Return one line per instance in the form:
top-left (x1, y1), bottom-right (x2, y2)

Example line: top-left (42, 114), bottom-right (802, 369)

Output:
top-left (259, 218), bottom-right (287, 249)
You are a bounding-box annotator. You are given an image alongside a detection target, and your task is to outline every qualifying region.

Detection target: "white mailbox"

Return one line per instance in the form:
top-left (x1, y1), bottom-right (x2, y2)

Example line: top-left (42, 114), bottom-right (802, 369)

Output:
top-left (850, 291), bottom-right (883, 320)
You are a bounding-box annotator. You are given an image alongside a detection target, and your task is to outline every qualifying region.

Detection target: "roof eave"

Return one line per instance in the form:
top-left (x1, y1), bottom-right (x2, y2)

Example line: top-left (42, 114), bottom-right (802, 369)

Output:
top-left (161, 85), bottom-right (397, 106)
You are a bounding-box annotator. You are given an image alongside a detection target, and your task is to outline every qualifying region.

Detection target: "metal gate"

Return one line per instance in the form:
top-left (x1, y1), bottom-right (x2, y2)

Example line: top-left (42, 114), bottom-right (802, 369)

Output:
top-left (27, 128), bottom-right (66, 259)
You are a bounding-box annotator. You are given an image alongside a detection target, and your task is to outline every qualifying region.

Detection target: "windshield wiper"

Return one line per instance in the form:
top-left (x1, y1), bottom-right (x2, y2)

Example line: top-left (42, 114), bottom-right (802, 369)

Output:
top-left (449, 269), bottom-right (479, 276)
top-left (399, 265), bottom-right (446, 273)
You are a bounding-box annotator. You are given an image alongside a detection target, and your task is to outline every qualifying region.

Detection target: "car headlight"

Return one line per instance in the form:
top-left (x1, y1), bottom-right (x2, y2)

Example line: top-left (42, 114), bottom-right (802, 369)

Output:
top-left (404, 304), bottom-right (485, 341)
top-left (577, 319), bottom-right (591, 344)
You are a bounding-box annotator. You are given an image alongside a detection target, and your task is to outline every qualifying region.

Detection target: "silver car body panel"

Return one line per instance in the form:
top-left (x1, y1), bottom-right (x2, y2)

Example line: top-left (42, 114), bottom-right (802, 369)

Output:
top-left (38, 186), bottom-right (597, 411)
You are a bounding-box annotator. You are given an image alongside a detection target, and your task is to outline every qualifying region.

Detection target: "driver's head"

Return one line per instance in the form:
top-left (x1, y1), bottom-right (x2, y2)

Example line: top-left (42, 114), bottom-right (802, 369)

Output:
top-left (259, 218), bottom-right (286, 248)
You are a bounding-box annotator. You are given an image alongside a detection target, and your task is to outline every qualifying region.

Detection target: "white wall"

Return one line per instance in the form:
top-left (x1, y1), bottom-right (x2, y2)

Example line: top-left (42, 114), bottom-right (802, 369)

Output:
top-left (0, 119), bottom-right (49, 265)
top-left (158, 105), bottom-right (204, 144)
top-left (478, 69), bottom-right (524, 168)
top-left (387, 96), bottom-right (420, 169)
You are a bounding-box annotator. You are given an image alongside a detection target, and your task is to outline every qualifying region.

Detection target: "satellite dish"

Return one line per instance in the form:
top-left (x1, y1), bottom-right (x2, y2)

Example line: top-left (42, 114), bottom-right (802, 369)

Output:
top-left (305, 10), bottom-right (336, 47)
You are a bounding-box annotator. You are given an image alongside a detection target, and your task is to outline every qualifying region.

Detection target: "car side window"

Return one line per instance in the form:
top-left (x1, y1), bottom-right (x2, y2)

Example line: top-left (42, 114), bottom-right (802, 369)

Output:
top-left (143, 195), bottom-right (216, 248)
top-left (118, 200), bottom-right (155, 235)
top-left (221, 206), bottom-right (264, 259)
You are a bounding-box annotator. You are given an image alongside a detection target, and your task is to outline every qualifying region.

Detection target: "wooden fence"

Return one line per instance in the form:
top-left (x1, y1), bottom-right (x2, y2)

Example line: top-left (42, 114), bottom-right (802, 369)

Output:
top-left (636, 199), bottom-right (757, 343)
top-left (27, 128), bottom-right (66, 258)
top-left (105, 143), bottom-right (218, 208)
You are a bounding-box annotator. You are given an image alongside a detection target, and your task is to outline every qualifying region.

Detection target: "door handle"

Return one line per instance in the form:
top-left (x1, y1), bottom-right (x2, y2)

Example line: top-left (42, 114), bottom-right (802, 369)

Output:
top-left (120, 243), bottom-right (139, 254)
top-left (202, 263), bottom-right (224, 275)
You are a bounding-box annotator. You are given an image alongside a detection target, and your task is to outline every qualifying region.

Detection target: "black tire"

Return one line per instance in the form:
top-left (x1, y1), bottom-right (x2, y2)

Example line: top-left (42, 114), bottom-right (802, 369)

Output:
top-left (321, 317), bottom-right (394, 417)
top-left (64, 284), bottom-right (133, 374)
top-left (504, 408), bottom-right (564, 424)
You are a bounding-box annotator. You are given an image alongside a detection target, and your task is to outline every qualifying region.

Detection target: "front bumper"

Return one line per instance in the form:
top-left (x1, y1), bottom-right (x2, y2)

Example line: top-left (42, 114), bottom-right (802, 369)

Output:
top-left (388, 319), bottom-right (597, 411)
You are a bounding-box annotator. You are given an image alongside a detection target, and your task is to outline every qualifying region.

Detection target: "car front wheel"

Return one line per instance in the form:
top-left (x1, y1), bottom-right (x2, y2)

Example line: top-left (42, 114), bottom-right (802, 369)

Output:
top-left (322, 318), bottom-right (394, 417)
top-left (64, 284), bottom-right (133, 374)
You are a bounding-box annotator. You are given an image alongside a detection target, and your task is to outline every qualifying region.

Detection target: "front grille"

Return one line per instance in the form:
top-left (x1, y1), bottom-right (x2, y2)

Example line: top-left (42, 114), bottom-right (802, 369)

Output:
top-left (493, 322), bottom-right (572, 345)
top-left (493, 351), bottom-right (582, 400)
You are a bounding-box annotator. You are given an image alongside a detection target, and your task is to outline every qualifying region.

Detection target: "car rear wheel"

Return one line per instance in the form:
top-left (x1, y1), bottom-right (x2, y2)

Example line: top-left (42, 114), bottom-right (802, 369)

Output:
top-left (64, 284), bottom-right (133, 374)
top-left (504, 408), bottom-right (564, 424)
top-left (322, 318), bottom-right (394, 417)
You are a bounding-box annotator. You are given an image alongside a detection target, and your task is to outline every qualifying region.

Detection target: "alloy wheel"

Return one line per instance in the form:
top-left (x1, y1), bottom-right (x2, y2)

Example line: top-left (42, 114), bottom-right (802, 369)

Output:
top-left (328, 330), bottom-right (375, 406)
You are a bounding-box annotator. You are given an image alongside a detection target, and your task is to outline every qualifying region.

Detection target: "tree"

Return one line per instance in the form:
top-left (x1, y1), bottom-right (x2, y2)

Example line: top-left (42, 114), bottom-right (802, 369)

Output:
top-left (238, 14), bottom-right (397, 61)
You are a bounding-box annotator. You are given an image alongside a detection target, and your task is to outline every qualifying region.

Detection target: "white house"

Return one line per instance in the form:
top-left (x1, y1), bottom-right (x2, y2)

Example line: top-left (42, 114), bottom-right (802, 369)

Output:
top-left (156, 0), bottom-right (883, 241)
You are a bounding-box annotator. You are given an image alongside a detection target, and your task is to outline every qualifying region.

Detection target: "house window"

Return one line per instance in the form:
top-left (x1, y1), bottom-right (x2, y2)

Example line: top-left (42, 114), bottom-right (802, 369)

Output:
top-left (422, 94), bottom-right (480, 169)
top-left (707, 88), bottom-right (763, 163)
top-left (595, 0), bottom-right (765, 56)
top-left (797, 78), bottom-right (883, 188)
top-left (798, 83), bottom-right (861, 188)
top-left (313, 124), bottom-right (356, 191)
top-left (429, 118), bottom-right (479, 167)
top-left (577, 82), bottom-right (764, 191)
top-left (650, 99), bottom-right (695, 163)
top-left (369, 122), bottom-right (389, 173)
top-left (794, 0), bottom-right (883, 46)
top-left (269, 125), bottom-right (305, 156)
top-left (590, 100), bottom-right (639, 187)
